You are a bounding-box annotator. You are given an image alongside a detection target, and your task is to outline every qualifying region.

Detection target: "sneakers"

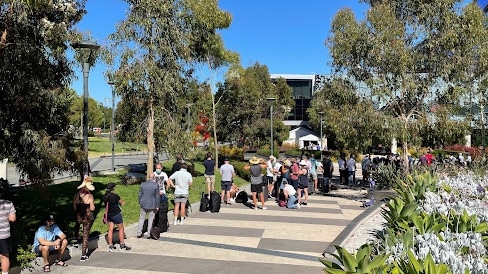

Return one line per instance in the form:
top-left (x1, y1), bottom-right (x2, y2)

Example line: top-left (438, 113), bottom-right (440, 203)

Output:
top-left (173, 218), bottom-right (178, 226)
top-left (80, 255), bottom-right (89, 262)
top-left (120, 244), bottom-right (131, 251)
top-left (109, 245), bottom-right (116, 252)
top-left (261, 206), bottom-right (268, 210)
top-left (253, 206), bottom-right (258, 210)
top-left (268, 193), bottom-right (273, 198)
top-left (180, 218), bottom-right (185, 225)
top-left (297, 203), bottom-right (301, 210)
top-left (302, 202), bottom-right (307, 206)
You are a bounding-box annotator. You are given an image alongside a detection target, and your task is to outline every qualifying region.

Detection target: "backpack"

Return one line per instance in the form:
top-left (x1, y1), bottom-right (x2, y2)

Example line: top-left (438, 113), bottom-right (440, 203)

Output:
top-left (157, 201), bottom-right (169, 233)
top-left (209, 191), bottom-right (221, 213)
top-left (278, 200), bottom-right (286, 207)
top-left (150, 226), bottom-right (161, 240)
top-left (199, 192), bottom-right (209, 212)
top-left (235, 191), bottom-right (248, 204)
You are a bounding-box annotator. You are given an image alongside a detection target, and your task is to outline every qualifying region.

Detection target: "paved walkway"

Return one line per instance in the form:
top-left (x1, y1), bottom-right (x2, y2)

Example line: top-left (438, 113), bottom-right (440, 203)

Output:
top-left (16, 155), bottom-right (387, 274)
top-left (29, 183), bottom-right (379, 274)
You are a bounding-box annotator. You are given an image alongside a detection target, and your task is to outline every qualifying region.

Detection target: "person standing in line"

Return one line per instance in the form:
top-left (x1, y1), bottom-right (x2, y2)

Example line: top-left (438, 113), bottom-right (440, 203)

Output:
top-left (154, 163), bottom-right (169, 203)
top-left (297, 160), bottom-right (309, 205)
top-left (309, 154), bottom-right (318, 193)
top-left (73, 176), bottom-right (95, 262)
top-left (290, 158), bottom-right (300, 190)
top-left (168, 163), bottom-right (193, 225)
top-left (347, 154), bottom-right (357, 186)
top-left (338, 153), bottom-right (347, 185)
top-left (171, 154), bottom-right (184, 175)
top-left (0, 194), bottom-right (16, 274)
top-left (136, 173), bottom-right (159, 238)
top-left (220, 158), bottom-right (235, 205)
top-left (104, 183), bottom-right (131, 252)
top-left (361, 154), bottom-right (372, 184)
top-left (271, 158), bottom-right (283, 198)
top-left (322, 154), bottom-right (334, 193)
top-left (203, 152), bottom-right (216, 196)
top-left (244, 156), bottom-right (268, 210)
top-left (266, 155), bottom-right (277, 198)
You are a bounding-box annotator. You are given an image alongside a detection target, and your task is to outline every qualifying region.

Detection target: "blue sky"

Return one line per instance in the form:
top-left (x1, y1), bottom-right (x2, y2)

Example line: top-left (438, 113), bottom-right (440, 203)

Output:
top-left (72, 0), bottom-right (369, 104)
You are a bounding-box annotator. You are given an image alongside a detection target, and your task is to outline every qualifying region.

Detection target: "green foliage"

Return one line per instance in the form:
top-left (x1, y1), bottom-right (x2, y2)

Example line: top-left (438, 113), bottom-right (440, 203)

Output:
top-left (381, 196), bottom-right (419, 233)
top-left (15, 245), bottom-right (37, 271)
top-left (319, 244), bottom-right (390, 273)
top-left (108, 0), bottom-right (235, 175)
top-left (215, 63), bottom-right (292, 148)
top-left (446, 209), bottom-right (486, 234)
top-left (0, 1), bottom-right (85, 183)
top-left (218, 146), bottom-right (245, 161)
top-left (371, 163), bottom-right (406, 190)
top-left (393, 172), bottom-right (438, 204)
top-left (391, 251), bottom-right (451, 274)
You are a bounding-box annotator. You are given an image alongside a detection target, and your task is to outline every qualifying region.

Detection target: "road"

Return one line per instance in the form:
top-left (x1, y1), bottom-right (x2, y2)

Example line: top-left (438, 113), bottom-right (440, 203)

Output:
top-left (3, 152), bottom-right (169, 187)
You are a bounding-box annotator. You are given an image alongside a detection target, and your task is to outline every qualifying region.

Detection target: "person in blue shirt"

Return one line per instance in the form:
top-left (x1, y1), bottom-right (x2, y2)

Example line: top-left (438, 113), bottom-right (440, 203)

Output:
top-left (203, 152), bottom-right (216, 196)
top-left (32, 214), bottom-right (68, 272)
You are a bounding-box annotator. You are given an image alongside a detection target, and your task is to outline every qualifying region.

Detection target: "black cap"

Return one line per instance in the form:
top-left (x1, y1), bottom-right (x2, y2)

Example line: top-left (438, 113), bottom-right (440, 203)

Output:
top-left (106, 183), bottom-right (116, 190)
top-left (45, 214), bottom-right (55, 221)
top-left (224, 158), bottom-right (230, 161)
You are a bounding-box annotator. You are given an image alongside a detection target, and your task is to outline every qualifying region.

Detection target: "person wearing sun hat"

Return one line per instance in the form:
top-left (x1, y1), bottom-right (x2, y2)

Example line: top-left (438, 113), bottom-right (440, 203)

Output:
top-left (297, 160), bottom-right (309, 206)
top-left (73, 175), bottom-right (95, 262)
top-left (244, 156), bottom-right (268, 210)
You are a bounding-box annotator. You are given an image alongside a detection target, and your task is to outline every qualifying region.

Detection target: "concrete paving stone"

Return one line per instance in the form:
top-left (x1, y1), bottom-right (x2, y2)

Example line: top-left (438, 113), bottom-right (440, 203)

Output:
top-left (258, 238), bottom-right (327, 254)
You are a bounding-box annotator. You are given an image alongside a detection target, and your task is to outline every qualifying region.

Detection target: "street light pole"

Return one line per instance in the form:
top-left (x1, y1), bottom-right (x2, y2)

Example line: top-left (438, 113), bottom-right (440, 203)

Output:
top-left (266, 97), bottom-right (277, 156)
top-left (72, 42), bottom-right (100, 176)
top-left (108, 80), bottom-right (116, 171)
top-left (318, 111), bottom-right (324, 150)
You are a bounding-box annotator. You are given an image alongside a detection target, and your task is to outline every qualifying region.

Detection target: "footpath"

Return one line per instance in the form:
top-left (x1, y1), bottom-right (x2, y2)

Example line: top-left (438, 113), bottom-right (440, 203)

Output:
top-left (20, 158), bottom-right (387, 274)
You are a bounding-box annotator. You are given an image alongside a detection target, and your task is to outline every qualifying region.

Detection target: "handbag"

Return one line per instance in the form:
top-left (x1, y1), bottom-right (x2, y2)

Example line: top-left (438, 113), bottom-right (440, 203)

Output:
top-left (102, 202), bottom-right (108, 224)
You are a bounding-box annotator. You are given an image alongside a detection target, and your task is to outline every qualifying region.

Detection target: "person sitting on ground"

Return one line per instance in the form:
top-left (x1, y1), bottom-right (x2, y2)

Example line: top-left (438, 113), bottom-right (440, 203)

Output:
top-left (229, 182), bottom-right (239, 203)
top-left (282, 179), bottom-right (300, 209)
top-left (32, 214), bottom-right (69, 272)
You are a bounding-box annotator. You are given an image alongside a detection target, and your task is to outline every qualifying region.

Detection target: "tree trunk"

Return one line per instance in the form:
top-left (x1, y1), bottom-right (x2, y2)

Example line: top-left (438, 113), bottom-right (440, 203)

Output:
top-left (147, 101), bottom-right (155, 178)
top-left (212, 92), bottom-right (218, 171)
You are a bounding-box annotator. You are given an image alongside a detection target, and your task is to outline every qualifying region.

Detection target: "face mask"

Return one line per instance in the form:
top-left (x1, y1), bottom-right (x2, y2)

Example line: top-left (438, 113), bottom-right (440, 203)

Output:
top-left (155, 169), bottom-right (161, 175)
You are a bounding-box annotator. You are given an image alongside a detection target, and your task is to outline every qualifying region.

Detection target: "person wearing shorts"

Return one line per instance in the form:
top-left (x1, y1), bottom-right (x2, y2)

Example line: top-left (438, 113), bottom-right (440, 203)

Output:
top-left (32, 215), bottom-right (69, 272)
top-left (297, 160), bottom-right (309, 206)
top-left (0, 196), bottom-right (16, 274)
top-left (244, 156), bottom-right (268, 210)
top-left (168, 163), bottom-right (193, 225)
top-left (203, 153), bottom-right (216, 195)
top-left (103, 183), bottom-right (131, 252)
top-left (220, 158), bottom-right (235, 205)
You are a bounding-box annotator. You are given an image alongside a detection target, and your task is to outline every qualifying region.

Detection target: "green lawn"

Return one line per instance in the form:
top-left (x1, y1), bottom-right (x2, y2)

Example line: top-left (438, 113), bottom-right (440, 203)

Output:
top-left (8, 160), bottom-right (249, 260)
top-left (87, 137), bottom-right (147, 157)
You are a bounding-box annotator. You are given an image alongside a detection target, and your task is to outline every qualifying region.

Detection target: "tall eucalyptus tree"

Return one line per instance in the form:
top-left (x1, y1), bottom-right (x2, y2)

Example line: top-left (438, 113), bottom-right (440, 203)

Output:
top-left (108, 0), bottom-right (233, 174)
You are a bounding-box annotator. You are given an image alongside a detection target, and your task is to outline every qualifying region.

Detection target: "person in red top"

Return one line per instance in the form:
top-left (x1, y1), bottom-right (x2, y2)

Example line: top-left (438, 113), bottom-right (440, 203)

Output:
top-left (290, 158), bottom-right (300, 190)
top-left (426, 149), bottom-right (434, 166)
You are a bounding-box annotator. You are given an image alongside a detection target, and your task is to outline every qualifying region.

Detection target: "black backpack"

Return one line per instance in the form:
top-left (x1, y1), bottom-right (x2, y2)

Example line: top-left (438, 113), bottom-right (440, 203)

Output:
top-left (235, 190), bottom-right (248, 204)
top-left (209, 191), bottom-right (221, 213)
top-left (158, 201), bottom-right (169, 233)
top-left (199, 192), bottom-right (209, 212)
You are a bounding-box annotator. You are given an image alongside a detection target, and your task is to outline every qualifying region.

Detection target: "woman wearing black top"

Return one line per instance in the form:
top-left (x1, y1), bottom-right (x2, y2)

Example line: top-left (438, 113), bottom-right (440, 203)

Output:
top-left (103, 183), bottom-right (131, 252)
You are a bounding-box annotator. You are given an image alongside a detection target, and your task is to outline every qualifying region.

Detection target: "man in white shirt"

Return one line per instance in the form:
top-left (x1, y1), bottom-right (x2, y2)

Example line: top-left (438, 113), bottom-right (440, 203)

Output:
top-left (154, 163), bottom-right (168, 203)
top-left (220, 158), bottom-right (235, 205)
top-left (168, 163), bottom-right (193, 225)
top-left (282, 179), bottom-right (300, 209)
top-left (347, 154), bottom-right (356, 186)
top-left (266, 155), bottom-right (277, 198)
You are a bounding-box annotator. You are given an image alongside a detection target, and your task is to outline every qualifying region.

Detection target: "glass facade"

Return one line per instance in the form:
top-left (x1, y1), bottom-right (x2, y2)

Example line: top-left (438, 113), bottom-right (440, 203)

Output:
top-left (287, 79), bottom-right (313, 121)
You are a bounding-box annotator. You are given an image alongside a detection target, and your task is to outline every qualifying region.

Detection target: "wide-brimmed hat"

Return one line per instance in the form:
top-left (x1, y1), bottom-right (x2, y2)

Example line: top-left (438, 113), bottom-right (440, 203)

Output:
top-left (284, 160), bottom-right (291, 166)
top-left (249, 156), bottom-right (261, 165)
top-left (269, 155), bottom-right (276, 160)
top-left (299, 160), bottom-right (307, 166)
top-left (77, 176), bottom-right (95, 191)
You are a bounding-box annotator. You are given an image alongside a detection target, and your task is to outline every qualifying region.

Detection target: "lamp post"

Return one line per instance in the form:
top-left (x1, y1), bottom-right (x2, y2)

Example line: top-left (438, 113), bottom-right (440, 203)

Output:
top-left (266, 97), bottom-right (277, 156)
top-left (318, 111), bottom-right (324, 150)
top-left (72, 41), bottom-right (100, 176)
top-left (108, 80), bottom-right (116, 171)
